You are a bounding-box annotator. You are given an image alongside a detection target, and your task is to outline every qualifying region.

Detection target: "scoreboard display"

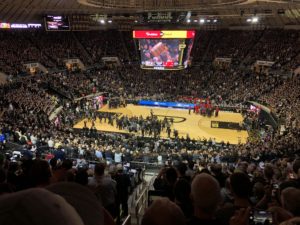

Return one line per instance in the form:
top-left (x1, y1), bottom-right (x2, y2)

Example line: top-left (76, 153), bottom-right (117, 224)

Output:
top-left (45, 15), bottom-right (70, 31)
top-left (133, 30), bottom-right (195, 70)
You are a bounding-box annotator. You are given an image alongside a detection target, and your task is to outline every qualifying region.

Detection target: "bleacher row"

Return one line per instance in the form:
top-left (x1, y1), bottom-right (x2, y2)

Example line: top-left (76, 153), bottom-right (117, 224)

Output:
top-left (0, 29), bottom-right (299, 76)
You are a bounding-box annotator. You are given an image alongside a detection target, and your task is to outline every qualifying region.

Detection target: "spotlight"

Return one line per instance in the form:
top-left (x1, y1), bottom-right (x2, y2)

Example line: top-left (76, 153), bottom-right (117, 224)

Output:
top-left (252, 17), bottom-right (259, 23)
top-left (187, 19), bottom-right (191, 23)
top-left (199, 19), bottom-right (205, 24)
top-left (100, 19), bottom-right (105, 24)
top-left (194, 19), bottom-right (198, 22)
top-left (134, 20), bottom-right (138, 23)
top-left (207, 19), bottom-right (211, 23)
top-left (247, 18), bottom-right (252, 23)
top-left (213, 19), bottom-right (218, 23)
top-left (108, 20), bottom-right (112, 23)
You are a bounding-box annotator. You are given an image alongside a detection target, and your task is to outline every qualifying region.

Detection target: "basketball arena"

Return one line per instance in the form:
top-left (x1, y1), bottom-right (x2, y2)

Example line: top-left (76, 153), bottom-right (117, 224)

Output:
top-left (0, 1), bottom-right (300, 225)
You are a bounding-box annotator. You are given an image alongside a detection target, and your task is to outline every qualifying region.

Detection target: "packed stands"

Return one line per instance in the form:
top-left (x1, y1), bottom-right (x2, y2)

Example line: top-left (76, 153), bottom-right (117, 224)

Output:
top-left (0, 28), bottom-right (299, 225)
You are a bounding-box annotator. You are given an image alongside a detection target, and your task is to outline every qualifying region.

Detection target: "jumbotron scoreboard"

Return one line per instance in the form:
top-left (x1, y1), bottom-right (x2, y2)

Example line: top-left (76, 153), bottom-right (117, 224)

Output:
top-left (133, 30), bottom-right (195, 70)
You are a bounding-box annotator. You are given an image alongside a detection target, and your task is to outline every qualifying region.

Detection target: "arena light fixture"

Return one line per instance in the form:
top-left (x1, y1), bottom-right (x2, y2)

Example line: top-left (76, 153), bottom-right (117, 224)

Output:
top-left (187, 19), bottom-right (191, 23)
top-left (246, 18), bottom-right (252, 22)
top-left (199, 19), bottom-right (205, 24)
top-left (213, 19), bottom-right (218, 23)
top-left (100, 19), bottom-right (105, 24)
top-left (194, 19), bottom-right (198, 23)
top-left (207, 19), bottom-right (211, 23)
top-left (252, 17), bottom-right (259, 23)
top-left (108, 20), bottom-right (112, 23)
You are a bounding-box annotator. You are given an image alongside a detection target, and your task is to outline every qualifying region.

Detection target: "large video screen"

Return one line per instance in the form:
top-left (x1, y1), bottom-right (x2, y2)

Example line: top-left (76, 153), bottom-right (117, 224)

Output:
top-left (45, 15), bottom-right (70, 31)
top-left (133, 30), bottom-right (195, 70)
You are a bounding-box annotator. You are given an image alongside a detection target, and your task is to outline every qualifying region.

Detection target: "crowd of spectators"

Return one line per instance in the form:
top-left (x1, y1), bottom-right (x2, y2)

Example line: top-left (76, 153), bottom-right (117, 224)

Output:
top-left (205, 30), bottom-right (263, 65)
top-left (148, 159), bottom-right (300, 225)
top-left (260, 75), bottom-right (300, 128)
top-left (32, 31), bottom-right (90, 68)
top-left (244, 30), bottom-right (299, 69)
top-left (0, 31), bottom-right (51, 75)
top-left (75, 30), bottom-right (130, 64)
top-left (0, 28), bottom-right (299, 225)
top-left (0, 65), bottom-right (299, 160)
top-left (0, 29), bottom-right (299, 76)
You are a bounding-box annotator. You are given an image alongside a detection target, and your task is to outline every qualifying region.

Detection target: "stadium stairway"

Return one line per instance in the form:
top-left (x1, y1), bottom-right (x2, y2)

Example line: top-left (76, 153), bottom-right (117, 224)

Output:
top-left (275, 36), bottom-right (300, 68)
top-left (119, 31), bottom-right (131, 63)
top-left (24, 33), bottom-right (56, 69)
top-left (0, 109), bottom-right (6, 120)
top-left (49, 106), bottom-right (63, 121)
top-left (39, 79), bottom-right (72, 100)
top-left (72, 32), bottom-right (94, 65)
top-left (240, 28), bottom-right (266, 67)
top-left (127, 172), bottom-right (157, 225)
top-left (201, 32), bottom-right (215, 63)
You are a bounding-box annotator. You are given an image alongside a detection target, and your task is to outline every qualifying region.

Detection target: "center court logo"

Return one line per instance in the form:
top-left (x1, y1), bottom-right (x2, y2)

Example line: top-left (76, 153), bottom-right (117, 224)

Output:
top-left (155, 115), bottom-right (186, 123)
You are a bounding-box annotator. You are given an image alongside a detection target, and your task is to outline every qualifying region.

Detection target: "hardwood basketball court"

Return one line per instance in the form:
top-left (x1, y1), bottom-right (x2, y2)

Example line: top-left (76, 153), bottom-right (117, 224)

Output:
top-left (74, 104), bottom-right (248, 144)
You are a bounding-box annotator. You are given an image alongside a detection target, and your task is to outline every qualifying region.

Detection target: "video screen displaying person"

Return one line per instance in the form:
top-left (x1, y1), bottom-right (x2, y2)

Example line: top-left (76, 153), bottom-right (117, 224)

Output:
top-left (139, 39), bottom-right (180, 68)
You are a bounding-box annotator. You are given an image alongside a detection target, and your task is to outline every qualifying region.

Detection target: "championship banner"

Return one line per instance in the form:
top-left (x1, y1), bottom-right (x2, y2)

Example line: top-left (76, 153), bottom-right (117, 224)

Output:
top-left (133, 30), bottom-right (195, 39)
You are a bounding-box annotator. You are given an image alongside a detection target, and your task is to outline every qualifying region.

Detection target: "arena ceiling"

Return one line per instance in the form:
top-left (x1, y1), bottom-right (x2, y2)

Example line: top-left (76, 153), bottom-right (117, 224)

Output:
top-left (0, 0), bottom-right (300, 26)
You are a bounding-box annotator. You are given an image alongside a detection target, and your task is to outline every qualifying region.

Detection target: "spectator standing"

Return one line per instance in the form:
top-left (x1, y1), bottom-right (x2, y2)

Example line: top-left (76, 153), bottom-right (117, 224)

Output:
top-left (88, 163), bottom-right (118, 218)
top-left (113, 164), bottom-right (131, 217)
